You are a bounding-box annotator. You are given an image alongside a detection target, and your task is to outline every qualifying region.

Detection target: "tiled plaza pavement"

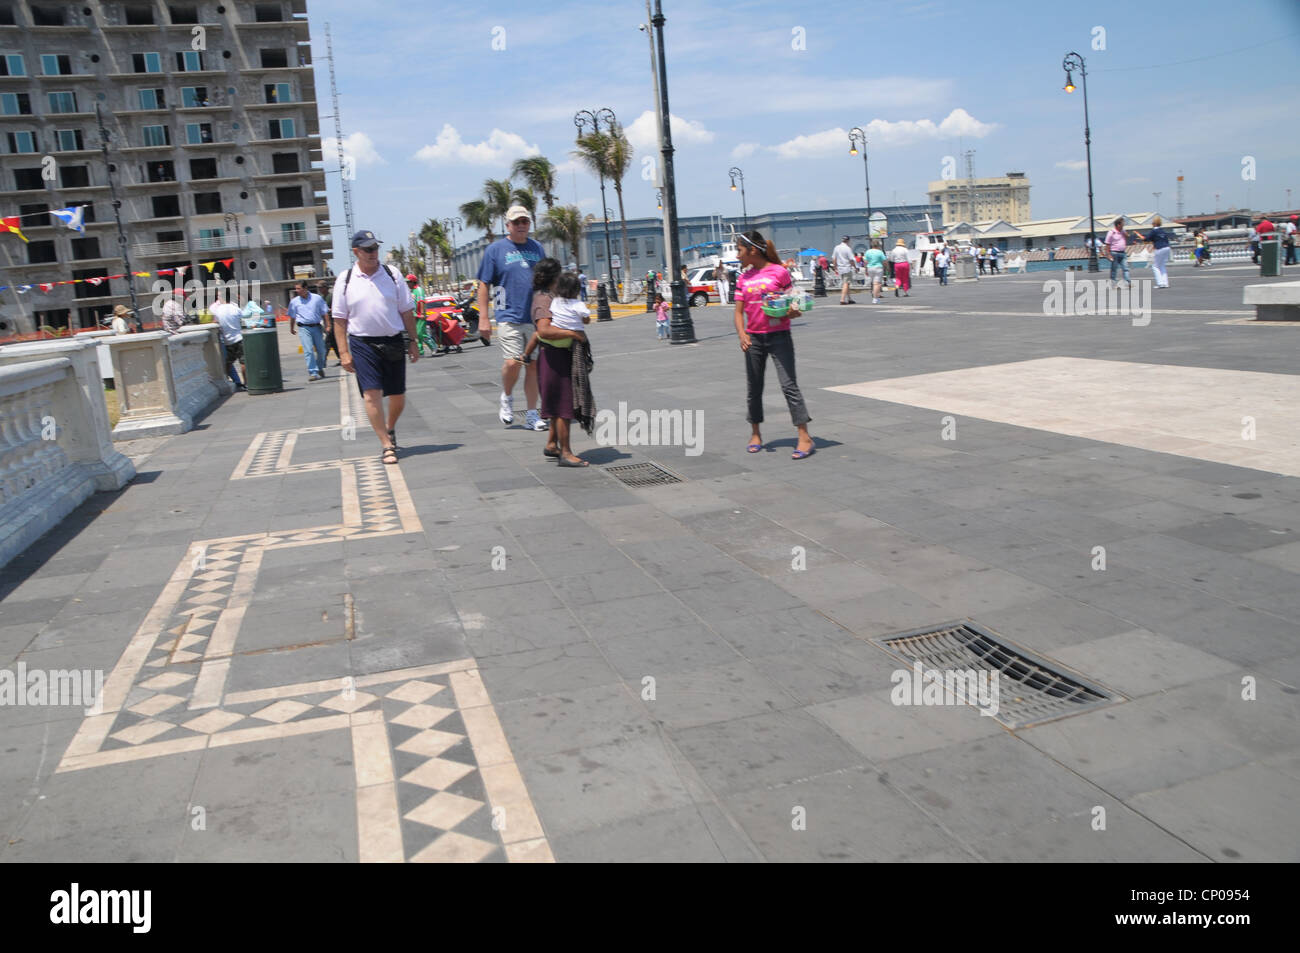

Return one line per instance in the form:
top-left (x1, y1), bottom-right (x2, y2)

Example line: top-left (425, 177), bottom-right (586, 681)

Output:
top-left (2, 262), bottom-right (1298, 862)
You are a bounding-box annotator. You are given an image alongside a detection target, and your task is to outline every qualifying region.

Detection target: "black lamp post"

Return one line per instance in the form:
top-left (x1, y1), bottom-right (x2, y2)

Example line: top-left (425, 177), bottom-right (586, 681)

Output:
top-left (728, 167), bottom-right (747, 227)
top-left (651, 0), bottom-right (696, 343)
top-left (96, 103), bottom-right (143, 331)
top-left (574, 108), bottom-right (617, 320)
top-left (223, 211), bottom-right (242, 280)
top-left (1063, 52), bottom-right (1099, 272)
top-left (848, 127), bottom-right (872, 241)
top-left (442, 216), bottom-right (461, 283)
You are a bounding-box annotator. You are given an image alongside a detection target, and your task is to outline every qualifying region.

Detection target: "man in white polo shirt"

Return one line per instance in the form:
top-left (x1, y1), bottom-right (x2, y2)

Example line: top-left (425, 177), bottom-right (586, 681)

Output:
top-left (332, 229), bottom-right (418, 465)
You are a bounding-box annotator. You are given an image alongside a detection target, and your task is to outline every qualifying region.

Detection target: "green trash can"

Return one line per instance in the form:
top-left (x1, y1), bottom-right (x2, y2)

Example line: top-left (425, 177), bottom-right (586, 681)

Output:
top-left (1260, 234), bottom-right (1282, 277)
top-left (242, 328), bottom-right (283, 394)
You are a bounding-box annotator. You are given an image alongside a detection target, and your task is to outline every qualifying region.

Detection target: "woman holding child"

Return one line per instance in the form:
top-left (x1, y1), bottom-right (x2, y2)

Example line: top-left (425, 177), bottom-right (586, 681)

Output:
top-left (529, 258), bottom-right (592, 467)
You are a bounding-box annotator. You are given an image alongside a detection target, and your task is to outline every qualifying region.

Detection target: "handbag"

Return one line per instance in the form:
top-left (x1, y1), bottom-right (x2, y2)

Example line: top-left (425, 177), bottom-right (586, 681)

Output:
top-left (371, 338), bottom-right (407, 363)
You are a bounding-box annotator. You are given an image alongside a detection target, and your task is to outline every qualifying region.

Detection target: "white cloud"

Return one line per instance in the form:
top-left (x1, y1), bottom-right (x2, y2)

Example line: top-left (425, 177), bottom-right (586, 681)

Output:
top-left (321, 131), bottom-right (385, 167)
top-left (731, 142), bottom-right (759, 160)
top-left (770, 109), bottom-right (997, 159)
top-left (413, 124), bottom-right (540, 166)
top-left (624, 110), bottom-right (714, 151)
top-left (1056, 159), bottom-right (1088, 171)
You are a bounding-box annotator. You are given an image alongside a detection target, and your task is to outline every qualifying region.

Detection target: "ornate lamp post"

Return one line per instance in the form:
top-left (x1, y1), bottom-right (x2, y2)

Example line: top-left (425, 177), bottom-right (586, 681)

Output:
top-left (441, 216), bottom-right (461, 284)
top-left (728, 167), bottom-right (747, 227)
top-left (848, 127), bottom-right (872, 240)
top-left (1063, 52), bottom-right (1099, 272)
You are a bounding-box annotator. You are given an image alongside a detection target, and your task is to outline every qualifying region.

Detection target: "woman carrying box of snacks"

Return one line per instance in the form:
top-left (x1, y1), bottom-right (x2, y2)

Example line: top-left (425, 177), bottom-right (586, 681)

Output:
top-left (734, 229), bottom-right (815, 460)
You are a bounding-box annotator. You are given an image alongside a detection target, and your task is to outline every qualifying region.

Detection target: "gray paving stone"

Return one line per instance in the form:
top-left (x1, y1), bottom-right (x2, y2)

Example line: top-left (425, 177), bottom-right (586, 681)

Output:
top-left (636, 658), bottom-right (799, 731)
top-left (808, 688), bottom-right (1005, 763)
top-left (1128, 762), bottom-right (1300, 862)
top-left (496, 683), bottom-right (654, 757)
top-left (599, 623), bottom-right (740, 679)
top-left (516, 735), bottom-right (697, 838)
top-left (191, 734), bottom-right (356, 811)
top-left (1164, 515), bottom-right (1296, 554)
top-left (552, 803), bottom-right (762, 862)
top-left (1049, 628), bottom-right (1239, 698)
top-left (548, 566), bottom-right (665, 607)
top-left (459, 607), bottom-right (589, 658)
top-left (1, 819), bottom-right (184, 863)
top-left (817, 586), bottom-right (947, 637)
top-left (672, 577), bottom-right (804, 622)
top-left (571, 592), bottom-right (701, 641)
top-left (475, 641), bottom-right (620, 701)
top-left (671, 709), bottom-right (866, 796)
top-left (450, 579), bottom-right (564, 620)
top-left (721, 766), bottom-right (974, 862)
top-left (967, 805), bottom-right (1209, 862)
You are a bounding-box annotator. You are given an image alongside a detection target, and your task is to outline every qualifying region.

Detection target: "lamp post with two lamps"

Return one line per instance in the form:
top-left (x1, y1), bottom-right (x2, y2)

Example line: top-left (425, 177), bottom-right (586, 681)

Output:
top-left (1063, 52), bottom-right (1099, 272)
top-left (847, 127), bottom-right (872, 240)
top-left (574, 108), bottom-right (617, 320)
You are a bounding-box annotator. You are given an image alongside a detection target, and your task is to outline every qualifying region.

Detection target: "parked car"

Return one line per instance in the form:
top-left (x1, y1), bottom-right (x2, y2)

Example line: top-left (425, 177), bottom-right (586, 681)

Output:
top-left (685, 267), bottom-right (721, 307)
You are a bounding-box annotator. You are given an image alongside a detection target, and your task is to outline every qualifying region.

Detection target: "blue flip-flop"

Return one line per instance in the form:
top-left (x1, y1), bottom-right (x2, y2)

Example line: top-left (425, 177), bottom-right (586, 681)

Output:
top-left (791, 447), bottom-right (815, 460)
top-left (747, 440), bottom-right (763, 453)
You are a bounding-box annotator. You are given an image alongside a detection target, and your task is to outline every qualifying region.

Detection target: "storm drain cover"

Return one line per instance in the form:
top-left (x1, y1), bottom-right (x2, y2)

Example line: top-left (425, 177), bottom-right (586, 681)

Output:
top-left (873, 620), bottom-right (1119, 729)
top-left (604, 462), bottom-right (684, 487)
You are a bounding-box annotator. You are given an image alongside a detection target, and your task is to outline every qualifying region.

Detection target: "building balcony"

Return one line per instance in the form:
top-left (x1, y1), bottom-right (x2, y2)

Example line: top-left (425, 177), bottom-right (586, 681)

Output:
top-left (193, 235), bottom-right (237, 252)
top-left (243, 100), bottom-right (318, 111)
top-left (119, 143), bottom-right (179, 154)
top-left (247, 135), bottom-right (318, 147)
top-left (133, 240), bottom-right (188, 256)
top-left (175, 104), bottom-right (233, 114)
top-left (126, 178), bottom-right (183, 189)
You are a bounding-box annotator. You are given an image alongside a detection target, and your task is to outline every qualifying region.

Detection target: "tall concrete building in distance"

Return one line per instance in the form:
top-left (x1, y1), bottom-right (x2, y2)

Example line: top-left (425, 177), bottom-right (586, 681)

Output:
top-left (0, 0), bottom-right (330, 337)
top-left (928, 172), bottom-right (1031, 226)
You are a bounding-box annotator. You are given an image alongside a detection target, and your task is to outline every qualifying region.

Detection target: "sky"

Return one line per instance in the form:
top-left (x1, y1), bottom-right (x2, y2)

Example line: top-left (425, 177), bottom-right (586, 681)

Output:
top-left (306, 0), bottom-right (1300, 266)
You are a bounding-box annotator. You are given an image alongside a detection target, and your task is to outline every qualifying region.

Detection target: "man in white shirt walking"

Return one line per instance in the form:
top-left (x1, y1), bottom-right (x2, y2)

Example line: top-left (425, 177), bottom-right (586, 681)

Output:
top-left (832, 236), bottom-right (857, 305)
top-left (211, 292), bottom-right (247, 391)
top-left (332, 229), bottom-right (418, 465)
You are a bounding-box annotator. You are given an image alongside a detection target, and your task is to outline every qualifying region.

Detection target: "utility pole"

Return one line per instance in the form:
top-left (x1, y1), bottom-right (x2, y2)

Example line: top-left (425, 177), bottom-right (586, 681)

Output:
top-left (640, 7), bottom-right (671, 277)
top-left (964, 149), bottom-right (976, 224)
top-left (96, 104), bottom-right (142, 332)
top-left (1176, 170), bottom-right (1185, 218)
top-left (1152, 192), bottom-right (1161, 217)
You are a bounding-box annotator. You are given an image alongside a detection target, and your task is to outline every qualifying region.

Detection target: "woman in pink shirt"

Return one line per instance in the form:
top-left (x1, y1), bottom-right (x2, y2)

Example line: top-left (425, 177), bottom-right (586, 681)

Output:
top-left (734, 230), bottom-right (815, 459)
top-left (1102, 217), bottom-right (1131, 285)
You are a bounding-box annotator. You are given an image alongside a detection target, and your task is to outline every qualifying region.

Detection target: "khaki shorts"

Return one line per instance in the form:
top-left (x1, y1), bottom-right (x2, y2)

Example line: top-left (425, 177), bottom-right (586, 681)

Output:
top-left (496, 321), bottom-right (532, 362)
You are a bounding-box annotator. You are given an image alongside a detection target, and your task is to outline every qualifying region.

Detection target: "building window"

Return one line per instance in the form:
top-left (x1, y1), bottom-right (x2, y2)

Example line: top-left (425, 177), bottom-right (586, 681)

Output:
top-left (0, 54), bottom-right (25, 77)
top-left (264, 82), bottom-right (292, 103)
top-left (176, 51), bottom-right (204, 72)
top-left (268, 118), bottom-right (295, 139)
top-left (142, 125), bottom-right (170, 147)
top-left (55, 129), bottom-right (85, 151)
top-left (168, 5), bottom-right (199, 23)
top-left (6, 131), bottom-right (37, 153)
top-left (132, 53), bottom-right (162, 74)
top-left (193, 192), bottom-right (222, 214)
top-left (0, 6), bottom-right (14, 25)
top-left (14, 168), bottom-right (44, 190)
top-left (124, 4), bottom-right (155, 24)
top-left (151, 195), bottom-right (181, 218)
top-left (271, 152), bottom-right (299, 174)
top-left (19, 202), bottom-right (48, 219)
top-left (645, 237), bottom-right (655, 259)
top-left (73, 269), bottom-right (109, 299)
top-left (260, 48), bottom-right (289, 68)
top-left (181, 86), bottom-right (210, 108)
top-left (48, 91), bottom-right (78, 114)
top-left (189, 157), bottom-right (217, 179)
top-left (41, 54), bottom-right (72, 76)
top-left (1, 92), bottom-right (31, 114)
top-left (186, 122), bottom-right (213, 144)
top-left (254, 3), bottom-right (283, 22)
top-left (275, 186), bottom-right (303, 208)
top-left (31, 7), bottom-right (65, 26)
top-left (60, 165), bottom-right (90, 188)
top-left (138, 88), bottom-right (165, 110)
top-left (71, 237), bottom-right (102, 260)
top-left (594, 244), bottom-right (605, 260)
top-left (197, 227), bottom-right (224, 248)
top-left (147, 160), bottom-right (175, 182)
top-left (281, 222), bottom-right (306, 242)
top-left (627, 238), bottom-right (639, 258)
top-left (28, 240), bottom-right (58, 265)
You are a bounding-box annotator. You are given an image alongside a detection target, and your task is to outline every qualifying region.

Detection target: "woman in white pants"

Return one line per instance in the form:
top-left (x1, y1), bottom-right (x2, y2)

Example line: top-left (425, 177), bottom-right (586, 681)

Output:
top-left (716, 265), bottom-right (730, 305)
top-left (1147, 216), bottom-right (1172, 289)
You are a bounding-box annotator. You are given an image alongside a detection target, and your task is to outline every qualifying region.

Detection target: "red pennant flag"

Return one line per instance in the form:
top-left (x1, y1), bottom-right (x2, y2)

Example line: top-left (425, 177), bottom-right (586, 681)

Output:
top-left (85, 277), bottom-right (104, 286)
top-left (157, 269), bottom-right (174, 276)
top-left (38, 282), bottom-right (54, 292)
top-left (220, 258), bottom-right (234, 268)
top-left (1, 216), bottom-right (29, 243)
top-left (106, 274), bottom-right (125, 280)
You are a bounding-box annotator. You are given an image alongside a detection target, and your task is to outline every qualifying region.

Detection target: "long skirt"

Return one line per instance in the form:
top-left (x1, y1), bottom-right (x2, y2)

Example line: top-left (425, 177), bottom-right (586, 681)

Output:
top-left (893, 262), bottom-right (911, 292)
top-left (537, 342), bottom-right (574, 420)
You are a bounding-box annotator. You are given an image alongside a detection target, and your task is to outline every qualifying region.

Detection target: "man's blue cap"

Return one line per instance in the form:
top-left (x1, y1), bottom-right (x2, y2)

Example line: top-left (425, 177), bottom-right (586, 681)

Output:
top-left (350, 229), bottom-right (381, 248)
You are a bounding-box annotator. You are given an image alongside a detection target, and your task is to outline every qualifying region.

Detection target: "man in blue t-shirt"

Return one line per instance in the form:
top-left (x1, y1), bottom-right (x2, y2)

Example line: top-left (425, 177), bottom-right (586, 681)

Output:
top-left (476, 205), bottom-right (547, 429)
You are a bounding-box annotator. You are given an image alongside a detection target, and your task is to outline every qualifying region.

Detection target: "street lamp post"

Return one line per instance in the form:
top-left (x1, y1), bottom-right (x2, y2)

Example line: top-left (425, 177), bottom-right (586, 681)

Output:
top-left (1063, 52), bottom-right (1099, 272)
top-left (223, 212), bottom-right (242, 282)
top-left (651, 0), bottom-right (696, 343)
top-left (848, 127), bottom-right (872, 241)
top-left (574, 108), bottom-right (618, 319)
top-left (441, 216), bottom-right (461, 284)
top-left (728, 167), bottom-right (747, 228)
top-left (96, 103), bottom-right (143, 331)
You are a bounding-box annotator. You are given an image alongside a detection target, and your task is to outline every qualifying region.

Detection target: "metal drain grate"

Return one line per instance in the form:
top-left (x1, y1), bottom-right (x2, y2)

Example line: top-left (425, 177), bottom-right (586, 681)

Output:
top-left (604, 462), bottom-right (684, 487)
top-left (873, 620), bottom-right (1119, 729)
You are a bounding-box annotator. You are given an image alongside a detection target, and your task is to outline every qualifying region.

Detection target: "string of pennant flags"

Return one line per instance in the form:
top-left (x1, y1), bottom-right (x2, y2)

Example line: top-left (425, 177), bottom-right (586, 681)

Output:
top-left (0, 259), bottom-right (235, 294)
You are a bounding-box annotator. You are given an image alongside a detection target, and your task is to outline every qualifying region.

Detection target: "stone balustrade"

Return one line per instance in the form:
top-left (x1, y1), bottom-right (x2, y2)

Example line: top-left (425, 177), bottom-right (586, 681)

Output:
top-left (0, 355), bottom-right (136, 568)
top-left (108, 326), bottom-right (232, 439)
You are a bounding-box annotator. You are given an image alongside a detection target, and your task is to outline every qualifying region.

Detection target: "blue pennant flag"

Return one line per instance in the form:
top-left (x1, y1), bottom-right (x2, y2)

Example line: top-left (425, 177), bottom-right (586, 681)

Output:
top-left (49, 206), bottom-right (85, 233)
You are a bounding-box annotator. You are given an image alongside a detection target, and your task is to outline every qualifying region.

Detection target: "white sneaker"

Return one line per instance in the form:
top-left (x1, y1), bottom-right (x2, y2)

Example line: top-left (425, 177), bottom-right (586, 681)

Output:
top-left (525, 409), bottom-right (547, 431)
top-left (499, 393), bottom-right (514, 426)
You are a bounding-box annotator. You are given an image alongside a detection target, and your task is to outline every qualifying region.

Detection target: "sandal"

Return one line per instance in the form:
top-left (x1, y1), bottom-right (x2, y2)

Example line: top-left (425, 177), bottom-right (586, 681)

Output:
top-left (747, 440), bottom-right (763, 453)
top-left (381, 446), bottom-right (398, 465)
top-left (557, 456), bottom-right (589, 467)
top-left (387, 429), bottom-right (398, 449)
top-left (543, 446), bottom-right (560, 458)
top-left (791, 447), bottom-right (815, 460)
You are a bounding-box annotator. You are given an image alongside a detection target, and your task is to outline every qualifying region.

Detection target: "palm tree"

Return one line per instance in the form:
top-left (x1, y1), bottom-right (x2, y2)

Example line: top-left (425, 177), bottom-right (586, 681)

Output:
top-left (574, 129), bottom-right (634, 300)
top-left (459, 199), bottom-right (493, 243)
top-left (482, 178), bottom-right (513, 234)
top-left (419, 219), bottom-right (451, 285)
top-left (538, 205), bottom-right (585, 265)
top-left (511, 156), bottom-right (557, 212)
top-left (510, 187), bottom-right (537, 221)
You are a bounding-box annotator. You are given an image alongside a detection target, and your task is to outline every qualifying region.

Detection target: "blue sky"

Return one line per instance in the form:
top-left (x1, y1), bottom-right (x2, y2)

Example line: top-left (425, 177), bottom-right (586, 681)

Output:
top-left (307, 0), bottom-right (1300, 264)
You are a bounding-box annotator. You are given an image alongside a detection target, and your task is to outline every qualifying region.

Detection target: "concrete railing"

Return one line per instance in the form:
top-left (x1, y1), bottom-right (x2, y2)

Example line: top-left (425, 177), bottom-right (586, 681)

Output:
top-left (0, 353), bottom-right (136, 569)
top-left (108, 325), bottom-right (232, 439)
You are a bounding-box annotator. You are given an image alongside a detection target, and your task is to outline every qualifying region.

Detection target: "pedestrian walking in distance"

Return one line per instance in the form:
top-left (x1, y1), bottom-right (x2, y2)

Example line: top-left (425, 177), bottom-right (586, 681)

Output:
top-left (733, 230), bottom-right (815, 460)
top-left (864, 241), bottom-right (887, 303)
top-left (1146, 216), bottom-right (1172, 289)
top-left (890, 239), bottom-right (911, 296)
top-left (288, 280), bottom-right (330, 381)
top-left (1102, 217), bottom-right (1132, 286)
top-left (832, 235), bottom-right (857, 305)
